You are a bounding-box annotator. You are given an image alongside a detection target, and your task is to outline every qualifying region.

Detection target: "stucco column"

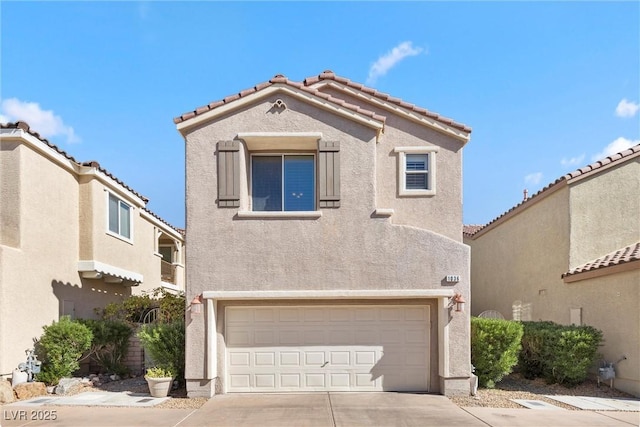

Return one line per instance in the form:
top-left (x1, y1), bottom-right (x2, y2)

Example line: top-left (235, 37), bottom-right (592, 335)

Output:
top-left (438, 296), bottom-right (450, 378)
top-left (206, 298), bottom-right (217, 380)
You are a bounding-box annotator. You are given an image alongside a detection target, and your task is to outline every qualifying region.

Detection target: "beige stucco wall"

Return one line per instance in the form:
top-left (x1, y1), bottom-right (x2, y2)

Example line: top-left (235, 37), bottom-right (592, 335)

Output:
top-left (470, 186), bottom-right (571, 321)
top-left (468, 158), bottom-right (640, 396)
top-left (569, 158), bottom-right (640, 267)
top-left (184, 92), bottom-right (470, 396)
top-left (0, 134), bottom-right (184, 377)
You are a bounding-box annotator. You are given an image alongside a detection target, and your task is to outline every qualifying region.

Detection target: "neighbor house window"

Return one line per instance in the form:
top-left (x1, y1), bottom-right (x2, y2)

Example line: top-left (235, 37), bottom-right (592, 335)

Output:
top-left (251, 155), bottom-right (315, 211)
top-left (394, 146), bottom-right (439, 196)
top-left (108, 193), bottom-right (132, 239)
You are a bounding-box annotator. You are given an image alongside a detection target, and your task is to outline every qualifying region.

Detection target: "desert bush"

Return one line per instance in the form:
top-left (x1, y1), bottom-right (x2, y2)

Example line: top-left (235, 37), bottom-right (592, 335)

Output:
top-left (95, 288), bottom-right (185, 325)
top-left (471, 317), bottom-right (523, 388)
top-left (80, 319), bottom-right (133, 376)
top-left (518, 321), bottom-right (602, 386)
top-left (137, 319), bottom-right (185, 383)
top-left (35, 316), bottom-right (93, 385)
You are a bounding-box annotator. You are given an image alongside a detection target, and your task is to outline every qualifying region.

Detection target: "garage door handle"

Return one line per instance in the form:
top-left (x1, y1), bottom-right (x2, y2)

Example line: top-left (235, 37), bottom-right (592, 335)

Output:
top-left (321, 362), bottom-right (329, 368)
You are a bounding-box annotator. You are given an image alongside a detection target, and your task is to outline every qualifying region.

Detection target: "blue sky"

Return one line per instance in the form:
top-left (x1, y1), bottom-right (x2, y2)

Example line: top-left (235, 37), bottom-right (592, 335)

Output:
top-left (1, 1), bottom-right (638, 229)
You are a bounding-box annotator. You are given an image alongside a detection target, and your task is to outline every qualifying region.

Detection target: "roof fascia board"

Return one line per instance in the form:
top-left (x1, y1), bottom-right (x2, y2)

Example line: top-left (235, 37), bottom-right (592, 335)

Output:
top-left (471, 180), bottom-right (568, 240)
top-left (563, 259), bottom-right (640, 283)
top-left (1, 128), bottom-right (78, 173)
top-left (318, 81), bottom-right (470, 144)
top-left (176, 85), bottom-right (384, 134)
top-left (79, 166), bottom-right (147, 208)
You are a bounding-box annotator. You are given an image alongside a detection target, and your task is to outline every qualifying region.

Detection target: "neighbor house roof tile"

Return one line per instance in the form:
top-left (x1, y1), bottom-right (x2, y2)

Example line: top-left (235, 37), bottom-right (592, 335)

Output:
top-left (468, 144), bottom-right (640, 239)
top-left (463, 224), bottom-right (485, 237)
top-left (562, 242), bottom-right (640, 278)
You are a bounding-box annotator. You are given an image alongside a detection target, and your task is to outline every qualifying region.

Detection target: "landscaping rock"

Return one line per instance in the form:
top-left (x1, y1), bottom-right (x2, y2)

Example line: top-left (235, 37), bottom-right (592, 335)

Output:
top-left (0, 379), bottom-right (15, 403)
top-left (54, 377), bottom-right (81, 395)
top-left (13, 382), bottom-right (47, 400)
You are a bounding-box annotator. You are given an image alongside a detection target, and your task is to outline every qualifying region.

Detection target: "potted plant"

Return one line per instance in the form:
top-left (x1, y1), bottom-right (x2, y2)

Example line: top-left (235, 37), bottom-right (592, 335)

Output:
top-left (144, 366), bottom-right (174, 397)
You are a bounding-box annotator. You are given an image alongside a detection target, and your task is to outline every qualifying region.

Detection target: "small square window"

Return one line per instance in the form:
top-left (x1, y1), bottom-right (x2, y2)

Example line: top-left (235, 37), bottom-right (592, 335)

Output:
top-left (251, 155), bottom-right (315, 211)
top-left (394, 146), bottom-right (438, 196)
top-left (108, 193), bottom-right (132, 239)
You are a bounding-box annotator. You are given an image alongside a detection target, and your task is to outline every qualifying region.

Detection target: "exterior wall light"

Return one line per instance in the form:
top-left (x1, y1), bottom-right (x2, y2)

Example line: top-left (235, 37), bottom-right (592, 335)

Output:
top-left (190, 294), bottom-right (203, 315)
top-left (451, 292), bottom-right (466, 313)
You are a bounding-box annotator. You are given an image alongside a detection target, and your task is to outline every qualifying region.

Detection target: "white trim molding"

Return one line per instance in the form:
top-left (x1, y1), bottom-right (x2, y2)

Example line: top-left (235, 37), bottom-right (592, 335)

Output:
top-left (78, 260), bottom-right (143, 284)
top-left (394, 146), bottom-right (439, 197)
top-left (237, 211), bottom-right (322, 219)
top-left (202, 289), bottom-right (455, 300)
top-left (237, 132), bottom-right (322, 151)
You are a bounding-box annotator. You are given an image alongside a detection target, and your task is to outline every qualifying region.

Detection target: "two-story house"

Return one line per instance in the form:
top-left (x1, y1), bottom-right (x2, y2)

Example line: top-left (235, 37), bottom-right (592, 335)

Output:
top-left (177, 71), bottom-right (472, 397)
top-left (464, 145), bottom-right (640, 396)
top-left (0, 121), bottom-right (185, 378)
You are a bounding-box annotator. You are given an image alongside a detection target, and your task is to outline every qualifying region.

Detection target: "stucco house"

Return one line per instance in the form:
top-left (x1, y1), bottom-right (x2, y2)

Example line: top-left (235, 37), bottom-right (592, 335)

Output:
top-left (176, 70), bottom-right (472, 397)
top-left (0, 121), bottom-right (185, 378)
top-left (464, 145), bottom-right (640, 396)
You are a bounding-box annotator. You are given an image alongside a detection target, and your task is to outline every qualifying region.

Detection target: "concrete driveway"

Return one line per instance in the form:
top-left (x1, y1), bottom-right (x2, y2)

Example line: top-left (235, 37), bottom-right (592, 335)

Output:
top-left (181, 392), bottom-right (484, 427)
top-left (3, 392), bottom-right (639, 426)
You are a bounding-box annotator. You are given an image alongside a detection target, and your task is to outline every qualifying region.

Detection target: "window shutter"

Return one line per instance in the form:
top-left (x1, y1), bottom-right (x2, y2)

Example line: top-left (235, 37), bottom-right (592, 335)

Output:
top-left (217, 140), bottom-right (240, 207)
top-left (318, 140), bottom-right (340, 208)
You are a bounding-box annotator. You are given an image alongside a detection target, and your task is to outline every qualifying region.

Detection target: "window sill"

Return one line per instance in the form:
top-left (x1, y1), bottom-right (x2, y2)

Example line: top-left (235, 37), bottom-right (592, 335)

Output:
top-left (398, 189), bottom-right (436, 197)
top-left (237, 211), bottom-right (322, 219)
top-left (106, 230), bottom-right (134, 245)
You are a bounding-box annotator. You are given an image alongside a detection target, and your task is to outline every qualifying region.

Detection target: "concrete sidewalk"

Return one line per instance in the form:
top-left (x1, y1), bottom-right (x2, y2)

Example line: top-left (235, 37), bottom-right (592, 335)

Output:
top-left (2, 392), bottom-right (639, 427)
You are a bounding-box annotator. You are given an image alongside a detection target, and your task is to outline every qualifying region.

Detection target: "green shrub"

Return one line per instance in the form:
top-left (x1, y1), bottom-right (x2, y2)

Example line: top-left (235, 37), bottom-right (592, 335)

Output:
top-left (95, 288), bottom-right (185, 325)
top-left (35, 316), bottom-right (93, 385)
top-left (471, 317), bottom-right (524, 388)
top-left (549, 325), bottom-right (603, 386)
top-left (138, 320), bottom-right (185, 383)
top-left (518, 321), bottom-right (603, 387)
top-left (518, 321), bottom-right (559, 379)
top-left (80, 319), bottom-right (133, 376)
top-left (146, 366), bottom-right (174, 378)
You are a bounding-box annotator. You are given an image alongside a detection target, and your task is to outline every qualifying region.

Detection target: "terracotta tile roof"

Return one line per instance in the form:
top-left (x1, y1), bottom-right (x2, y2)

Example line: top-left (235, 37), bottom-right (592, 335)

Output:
top-left (463, 224), bottom-right (485, 237)
top-left (304, 70), bottom-right (472, 133)
top-left (468, 144), bottom-right (640, 239)
top-left (142, 207), bottom-right (184, 239)
top-left (2, 121), bottom-right (182, 236)
top-left (562, 242), bottom-right (640, 278)
top-left (174, 73), bottom-right (386, 125)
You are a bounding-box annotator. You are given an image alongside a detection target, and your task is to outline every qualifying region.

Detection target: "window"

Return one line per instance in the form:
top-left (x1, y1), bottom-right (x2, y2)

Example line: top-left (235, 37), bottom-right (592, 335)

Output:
top-left (251, 155), bottom-right (315, 211)
top-left (158, 246), bottom-right (173, 263)
top-left (394, 146), bottom-right (438, 196)
top-left (108, 193), bottom-right (132, 239)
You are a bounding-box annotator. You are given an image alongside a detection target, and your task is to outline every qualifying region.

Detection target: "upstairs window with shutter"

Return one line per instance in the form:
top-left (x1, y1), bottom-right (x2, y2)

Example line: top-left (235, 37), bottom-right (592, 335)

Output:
top-left (394, 146), bottom-right (439, 196)
top-left (251, 154), bottom-right (315, 211)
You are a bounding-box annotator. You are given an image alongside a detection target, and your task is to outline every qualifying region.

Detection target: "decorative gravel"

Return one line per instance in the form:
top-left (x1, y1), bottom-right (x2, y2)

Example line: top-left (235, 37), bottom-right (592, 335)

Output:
top-left (449, 373), bottom-right (635, 410)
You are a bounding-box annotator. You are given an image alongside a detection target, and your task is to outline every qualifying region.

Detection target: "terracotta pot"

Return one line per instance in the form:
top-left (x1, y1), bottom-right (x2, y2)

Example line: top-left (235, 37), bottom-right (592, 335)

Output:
top-left (145, 376), bottom-right (173, 398)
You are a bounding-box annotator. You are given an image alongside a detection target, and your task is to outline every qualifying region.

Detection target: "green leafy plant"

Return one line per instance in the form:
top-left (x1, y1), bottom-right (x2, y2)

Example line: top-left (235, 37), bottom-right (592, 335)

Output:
top-left (471, 317), bottom-right (524, 388)
top-left (137, 319), bottom-right (185, 383)
top-left (35, 316), bottom-right (93, 385)
top-left (518, 321), bottom-right (558, 379)
top-left (145, 366), bottom-right (174, 378)
top-left (79, 319), bottom-right (133, 376)
top-left (95, 288), bottom-right (185, 325)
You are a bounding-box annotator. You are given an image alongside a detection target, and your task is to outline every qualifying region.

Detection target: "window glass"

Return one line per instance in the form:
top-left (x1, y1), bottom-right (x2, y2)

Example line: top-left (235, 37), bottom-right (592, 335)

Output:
top-left (252, 156), bottom-right (282, 211)
top-left (120, 203), bottom-right (131, 238)
top-left (108, 194), bottom-right (119, 233)
top-left (252, 155), bottom-right (315, 211)
top-left (405, 154), bottom-right (429, 190)
top-left (159, 246), bottom-right (172, 262)
top-left (284, 156), bottom-right (314, 211)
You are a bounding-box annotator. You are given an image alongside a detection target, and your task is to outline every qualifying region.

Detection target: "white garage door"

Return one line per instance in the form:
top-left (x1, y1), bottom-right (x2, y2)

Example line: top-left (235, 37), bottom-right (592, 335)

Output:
top-left (225, 305), bottom-right (430, 392)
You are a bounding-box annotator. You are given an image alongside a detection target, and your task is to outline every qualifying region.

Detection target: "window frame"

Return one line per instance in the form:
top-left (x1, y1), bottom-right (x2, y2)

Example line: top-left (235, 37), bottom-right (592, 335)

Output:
top-left (106, 192), bottom-right (134, 242)
top-left (249, 152), bottom-right (317, 212)
top-left (394, 146), bottom-right (439, 197)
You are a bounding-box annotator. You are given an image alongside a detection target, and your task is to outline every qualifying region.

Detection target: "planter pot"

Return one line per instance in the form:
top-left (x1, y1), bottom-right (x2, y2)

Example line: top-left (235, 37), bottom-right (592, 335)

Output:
top-left (145, 376), bottom-right (173, 398)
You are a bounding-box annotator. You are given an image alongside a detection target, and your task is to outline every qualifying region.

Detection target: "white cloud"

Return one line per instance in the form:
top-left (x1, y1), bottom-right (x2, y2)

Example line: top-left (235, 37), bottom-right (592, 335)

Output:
top-left (592, 137), bottom-right (639, 161)
top-left (560, 154), bottom-right (585, 168)
top-left (524, 172), bottom-right (543, 186)
top-left (615, 99), bottom-right (639, 118)
top-left (366, 41), bottom-right (424, 85)
top-left (0, 98), bottom-right (80, 143)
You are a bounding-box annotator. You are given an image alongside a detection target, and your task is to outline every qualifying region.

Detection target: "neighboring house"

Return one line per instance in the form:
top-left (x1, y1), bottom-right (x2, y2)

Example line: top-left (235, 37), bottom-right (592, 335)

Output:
top-left (176, 70), bottom-right (473, 397)
top-left (464, 145), bottom-right (640, 396)
top-left (0, 121), bottom-right (185, 378)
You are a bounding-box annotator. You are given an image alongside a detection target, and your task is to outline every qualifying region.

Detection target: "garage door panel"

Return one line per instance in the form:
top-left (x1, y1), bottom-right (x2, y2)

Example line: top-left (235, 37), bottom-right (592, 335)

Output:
top-left (225, 305), bottom-right (430, 392)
